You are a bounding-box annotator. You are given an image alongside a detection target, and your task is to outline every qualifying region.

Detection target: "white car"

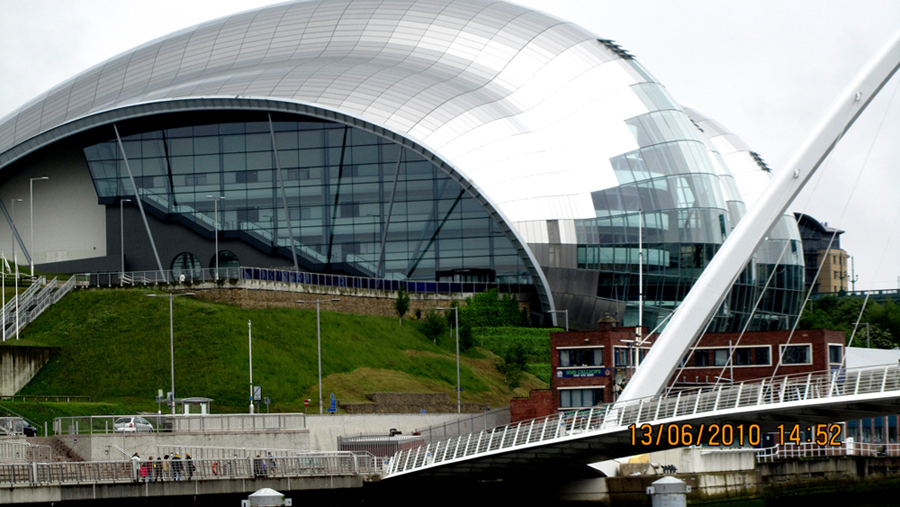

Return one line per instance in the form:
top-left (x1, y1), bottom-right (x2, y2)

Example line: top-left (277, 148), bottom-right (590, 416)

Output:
top-left (113, 416), bottom-right (154, 433)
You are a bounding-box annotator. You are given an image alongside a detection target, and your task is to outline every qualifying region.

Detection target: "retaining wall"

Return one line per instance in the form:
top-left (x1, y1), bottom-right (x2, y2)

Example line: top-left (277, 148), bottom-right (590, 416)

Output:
top-left (0, 346), bottom-right (56, 396)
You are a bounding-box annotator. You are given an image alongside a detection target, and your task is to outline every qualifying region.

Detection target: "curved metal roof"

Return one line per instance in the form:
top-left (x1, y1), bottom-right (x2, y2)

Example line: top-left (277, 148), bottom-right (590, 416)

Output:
top-left (0, 0), bottom-right (647, 223)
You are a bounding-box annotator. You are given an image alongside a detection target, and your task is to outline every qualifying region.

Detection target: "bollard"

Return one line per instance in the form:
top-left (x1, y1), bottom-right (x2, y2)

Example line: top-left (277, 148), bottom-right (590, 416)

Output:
top-left (241, 488), bottom-right (292, 507)
top-left (646, 476), bottom-right (690, 507)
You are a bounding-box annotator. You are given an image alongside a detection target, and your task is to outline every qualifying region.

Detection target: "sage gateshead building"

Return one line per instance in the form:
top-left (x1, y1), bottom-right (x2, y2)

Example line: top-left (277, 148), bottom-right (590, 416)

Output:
top-left (0, 0), bottom-right (804, 331)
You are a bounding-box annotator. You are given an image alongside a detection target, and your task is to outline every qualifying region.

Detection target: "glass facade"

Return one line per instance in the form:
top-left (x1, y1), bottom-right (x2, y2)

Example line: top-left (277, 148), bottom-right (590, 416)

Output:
top-left (83, 117), bottom-right (532, 284)
top-left (570, 86), bottom-right (804, 333)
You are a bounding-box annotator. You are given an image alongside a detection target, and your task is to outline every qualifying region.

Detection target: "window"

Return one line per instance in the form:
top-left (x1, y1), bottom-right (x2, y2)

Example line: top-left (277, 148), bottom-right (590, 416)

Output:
top-left (714, 349), bottom-right (728, 366)
top-left (693, 350), bottom-right (709, 367)
top-left (614, 348), bottom-right (629, 367)
top-left (559, 348), bottom-right (603, 367)
top-left (734, 348), bottom-right (751, 366)
top-left (780, 344), bottom-right (812, 365)
top-left (559, 388), bottom-right (604, 409)
top-left (755, 347), bottom-right (771, 366)
top-left (829, 344), bottom-right (843, 365)
top-left (171, 252), bottom-right (202, 280)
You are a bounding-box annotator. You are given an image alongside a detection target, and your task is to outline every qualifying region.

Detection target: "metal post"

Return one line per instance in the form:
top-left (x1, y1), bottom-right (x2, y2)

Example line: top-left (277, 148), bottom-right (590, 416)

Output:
top-left (1, 253), bottom-right (4, 341)
top-left (317, 301), bottom-right (322, 415)
top-left (14, 252), bottom-right (18, 340)
top-left (120, 198), bottom-right (131, 278)
top-left (249, 320), bottom-right (254, 414)
top-left (146, 293), bottom-right (193, 416)
top-left (296, 299), bottom-right (340, 415)
top-left (207, 196), bottom-right (224, 280)
top-left (29, 177), bottom-right (48, 278)
top-left (436, 306), bottom-right (461, 413)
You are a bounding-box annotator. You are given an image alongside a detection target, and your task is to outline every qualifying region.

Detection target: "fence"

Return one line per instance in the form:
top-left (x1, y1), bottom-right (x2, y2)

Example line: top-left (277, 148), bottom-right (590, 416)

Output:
top-left (53, 413), bottom-right (308, 435)
top-left (86, 266), bottom-right (534, 298)
top-left (756, 441), bottom-right (900, 462)
top-left (0, 442), bottom-right (51, 463)
top-left (413, 408), bottom-right (511, 444)
top-left (0, 452), bottom-right (379, 487)
top-left (156, 445), bottom-right (307, 461)
top-left (386, 364), bottom-right (900, 476)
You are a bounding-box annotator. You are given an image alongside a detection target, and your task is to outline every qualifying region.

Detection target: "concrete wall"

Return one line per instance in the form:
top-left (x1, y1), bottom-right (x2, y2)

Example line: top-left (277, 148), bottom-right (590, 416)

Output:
top-left (0, 139), bottom-right (107, 264)
top-left (649, 447), bottom-right (757, 474)
top-left (0, 346), bottom-right (56, 396)
top-left (305, 413), bottom-right (472, 451)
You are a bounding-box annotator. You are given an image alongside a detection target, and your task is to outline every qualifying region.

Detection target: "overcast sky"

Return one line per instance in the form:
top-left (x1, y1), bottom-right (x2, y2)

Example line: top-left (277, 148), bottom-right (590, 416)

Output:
top-left (1, 0), bottom-right (898, 291)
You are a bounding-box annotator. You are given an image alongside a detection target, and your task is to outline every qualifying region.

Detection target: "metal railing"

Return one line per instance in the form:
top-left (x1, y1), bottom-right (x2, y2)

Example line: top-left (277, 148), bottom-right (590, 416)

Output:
top-left (86, 266), bottom-right (534, 297)
top-left (0, 275), bottom-right (75, 341)
top-left (386, 364), bottom-right (900, 476)
top-left (0, 452), bottom-right (379, 487)
top-left (156, 445), bottom-right (307, 461)
top-left (0, 442), bottom-right (52, 463)
top-left (53, 413), bottom-right (308, 435)
top-left (413, 408), bottom-right (511, 444)
top-left (756, 441), bottom-right (900, 462)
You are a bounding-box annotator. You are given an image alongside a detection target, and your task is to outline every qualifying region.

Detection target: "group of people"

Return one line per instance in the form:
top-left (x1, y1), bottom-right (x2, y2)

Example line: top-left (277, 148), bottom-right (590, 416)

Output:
top-left (253, 453), bottom-right (278, 478)
top-left (131, 453), bottom-right (196, 482)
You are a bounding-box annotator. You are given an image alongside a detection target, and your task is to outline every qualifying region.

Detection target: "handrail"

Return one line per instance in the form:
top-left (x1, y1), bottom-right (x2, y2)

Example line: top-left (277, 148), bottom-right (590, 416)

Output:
top-left (386, 364), bottom-right (900, 476)
top-left (0, 452), bottom-right (380, 487)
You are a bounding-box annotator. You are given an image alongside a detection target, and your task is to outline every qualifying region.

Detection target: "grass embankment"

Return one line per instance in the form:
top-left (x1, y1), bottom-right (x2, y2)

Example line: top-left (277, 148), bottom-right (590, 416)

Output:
top-left (475, 327), bottom-right (555, 384)
top-left (5, 289), bottom-right (547, 415)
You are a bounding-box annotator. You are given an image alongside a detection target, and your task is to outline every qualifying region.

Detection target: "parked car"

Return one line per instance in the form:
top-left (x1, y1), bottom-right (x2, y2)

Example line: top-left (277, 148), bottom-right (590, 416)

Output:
top-left (22, 424), bottom-right (37, 437)
top-left (113, 416), bottom-right (154, 433)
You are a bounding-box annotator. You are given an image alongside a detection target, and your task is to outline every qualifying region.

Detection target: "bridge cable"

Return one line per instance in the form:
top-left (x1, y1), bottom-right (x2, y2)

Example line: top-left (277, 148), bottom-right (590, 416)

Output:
top-left (769, 76), bottom-right (900, 380)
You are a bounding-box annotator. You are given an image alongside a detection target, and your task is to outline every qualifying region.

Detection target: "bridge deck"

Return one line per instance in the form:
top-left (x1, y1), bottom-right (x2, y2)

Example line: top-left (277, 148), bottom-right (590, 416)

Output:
top-left (385, 365), bottom-right (900, 479)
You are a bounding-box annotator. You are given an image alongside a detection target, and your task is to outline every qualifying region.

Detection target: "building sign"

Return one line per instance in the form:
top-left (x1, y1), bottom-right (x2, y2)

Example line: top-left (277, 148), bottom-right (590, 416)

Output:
top-left (557, 368), bottom-right (611, 378)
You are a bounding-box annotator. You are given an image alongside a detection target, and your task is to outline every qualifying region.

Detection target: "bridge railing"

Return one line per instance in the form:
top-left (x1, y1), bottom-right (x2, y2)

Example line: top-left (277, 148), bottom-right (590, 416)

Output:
top-left (756, 441), bottom-right (900, 462)
top-left (385, 364), bottom-right (900, 476)
top-left (0, 452), bottom-right (379, 487)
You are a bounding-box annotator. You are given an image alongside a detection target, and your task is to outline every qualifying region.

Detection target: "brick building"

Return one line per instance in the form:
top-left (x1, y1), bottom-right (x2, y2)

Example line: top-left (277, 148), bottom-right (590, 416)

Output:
top-left (511, 320), bottom-right (845, 421)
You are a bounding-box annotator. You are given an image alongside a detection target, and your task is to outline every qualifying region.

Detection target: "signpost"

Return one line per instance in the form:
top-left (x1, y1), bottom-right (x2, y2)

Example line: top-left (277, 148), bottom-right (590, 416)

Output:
top-left (326, 393), bottom-right (337, 413)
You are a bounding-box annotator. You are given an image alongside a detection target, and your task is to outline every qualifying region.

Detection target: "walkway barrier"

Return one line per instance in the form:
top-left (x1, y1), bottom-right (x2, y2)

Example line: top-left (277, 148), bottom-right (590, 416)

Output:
top-left (0, 452), bottom-right (379, 487)
top-left (86, 266), bottom-right (534, 298)
top-left (53, 413), bottom-right (308, 435)
top-left (756, 441), bottom-right (900, 462)
top-left (156, 446), bottom-right (306, 461)
top-left (0, 441), bottom-right (51, 463)
top-left (386, 364), bottom-right (900, 476)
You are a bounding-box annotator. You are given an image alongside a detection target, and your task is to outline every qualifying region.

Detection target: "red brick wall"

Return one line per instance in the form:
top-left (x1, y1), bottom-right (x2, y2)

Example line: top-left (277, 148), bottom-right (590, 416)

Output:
top-left (510, 390), bottom-right (554, 422)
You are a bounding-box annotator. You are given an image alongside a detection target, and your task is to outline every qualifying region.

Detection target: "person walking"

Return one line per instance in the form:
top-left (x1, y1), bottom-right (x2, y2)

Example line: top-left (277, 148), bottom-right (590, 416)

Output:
top-left (163, 454), bottom-right (171, 481)
top-left (172, 453), bottom-right (183, 481)
top-left (130, 453), bottom-right (141, 483)
top-left (267, 452), bottom-right (277, 477)
top-left (185, 453), bottom-right (195, 480)
top-left (154, 456), bottom-right (162, 482)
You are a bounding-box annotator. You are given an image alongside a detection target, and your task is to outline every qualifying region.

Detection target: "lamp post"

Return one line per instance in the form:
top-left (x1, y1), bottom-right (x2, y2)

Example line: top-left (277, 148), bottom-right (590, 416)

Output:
top-left (206, 195), bottom-right (225, 280)
top-left (29, 177), bottom-right (48, 278)
top-left (146, 292), bottom-right (194, 416)
top-left (296, 299), bottom-right (340, 415)
top-left (248, 320), bottom-right (254, 414)
top-left (120, 198), bottom-right (131, 279)
top-left (435, 306), bottom-right (461, 414)
top-left (546, 309), bottom-right (569, 332)
top-left (11, 199), bottom-right (22, 341)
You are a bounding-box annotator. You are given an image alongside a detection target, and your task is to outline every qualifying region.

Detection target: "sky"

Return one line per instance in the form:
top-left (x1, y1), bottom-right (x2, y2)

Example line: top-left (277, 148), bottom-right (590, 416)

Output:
top-left (1, 0), bottom-right (898, 291)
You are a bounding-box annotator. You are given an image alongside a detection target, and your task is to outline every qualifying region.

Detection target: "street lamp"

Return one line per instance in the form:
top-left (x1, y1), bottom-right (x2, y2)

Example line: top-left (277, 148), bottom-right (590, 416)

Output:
top-left (120, 198), bottom-right (131, 279)
top-left (146, 292), bottom-right (195, 416)
top-left (10, 199), bottom-right (22, 341)
top-left (206, 195), bottom-right (225, 280)
top-left (546, 309), bottom-right (569, 332)
top-left (248, 319), bottom-right (254, 414)
top-left (435, 306), bottom-right (461, 414)
top-left (29, 177), bottom-right (48, 278)
top-left (296, 298), bottom-right (340, 415)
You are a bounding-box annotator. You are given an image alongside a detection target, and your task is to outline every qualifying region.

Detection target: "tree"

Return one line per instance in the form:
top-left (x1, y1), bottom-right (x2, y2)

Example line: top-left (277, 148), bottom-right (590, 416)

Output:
top-left (496, 342), bottom-right (528, 389)
top-left (395, 287), bottom-right (410, 325)
top-left (420, 310), bottom-right (448, 344)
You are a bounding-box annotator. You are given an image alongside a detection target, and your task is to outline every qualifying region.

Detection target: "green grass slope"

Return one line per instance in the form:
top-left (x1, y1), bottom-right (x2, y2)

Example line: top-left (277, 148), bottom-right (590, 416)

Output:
top-left (6, 289), bottom-right (547, 413)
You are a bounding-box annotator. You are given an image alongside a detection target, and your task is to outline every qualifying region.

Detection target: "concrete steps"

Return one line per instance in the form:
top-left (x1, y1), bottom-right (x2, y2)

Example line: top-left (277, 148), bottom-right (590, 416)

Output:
top-left (27, 436), bottom-right (84, 462)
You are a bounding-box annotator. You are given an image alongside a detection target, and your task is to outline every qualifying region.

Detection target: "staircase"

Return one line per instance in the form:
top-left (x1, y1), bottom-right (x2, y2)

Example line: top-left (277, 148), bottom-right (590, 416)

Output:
top-left (26, 437), bottom-right (84, 462)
